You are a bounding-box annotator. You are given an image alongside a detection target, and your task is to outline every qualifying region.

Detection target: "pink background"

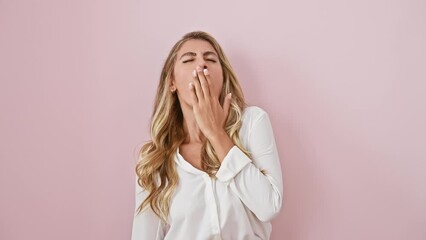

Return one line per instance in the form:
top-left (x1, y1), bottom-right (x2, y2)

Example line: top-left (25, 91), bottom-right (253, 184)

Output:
top-left (1, 0), bottom-right (425, 239)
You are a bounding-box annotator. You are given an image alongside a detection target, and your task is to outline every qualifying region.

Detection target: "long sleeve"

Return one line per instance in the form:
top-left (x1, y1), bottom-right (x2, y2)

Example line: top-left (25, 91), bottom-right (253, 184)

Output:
top-left (131, 176), bottom-right (168, 240)
top-left (215, 108), bottom-right (283, 222)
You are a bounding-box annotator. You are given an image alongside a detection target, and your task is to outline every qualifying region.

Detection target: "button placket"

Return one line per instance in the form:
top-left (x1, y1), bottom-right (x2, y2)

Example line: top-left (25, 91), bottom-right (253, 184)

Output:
top-left (203, 174), bottom-right (221, 236)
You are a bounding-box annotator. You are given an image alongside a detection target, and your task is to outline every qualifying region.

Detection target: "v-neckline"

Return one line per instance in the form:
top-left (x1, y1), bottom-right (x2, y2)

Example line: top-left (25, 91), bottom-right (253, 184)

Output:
top-left (175, 147), bottom-right (208, 175)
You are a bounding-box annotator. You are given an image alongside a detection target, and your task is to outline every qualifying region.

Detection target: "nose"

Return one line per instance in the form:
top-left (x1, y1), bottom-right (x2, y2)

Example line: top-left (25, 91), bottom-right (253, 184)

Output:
top-left (196, 59), bottom-right (208, 69)
top-left (197, 64), bottom-right (208, 70)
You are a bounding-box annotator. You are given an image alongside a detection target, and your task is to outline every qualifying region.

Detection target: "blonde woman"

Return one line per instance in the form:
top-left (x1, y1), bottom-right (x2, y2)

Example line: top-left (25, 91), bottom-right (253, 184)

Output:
top-left (132, 31), bottom-right (283, 240)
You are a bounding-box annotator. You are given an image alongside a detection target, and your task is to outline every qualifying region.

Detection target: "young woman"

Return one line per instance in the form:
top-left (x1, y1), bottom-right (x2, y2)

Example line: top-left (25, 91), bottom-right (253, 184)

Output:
top-left (132, 31), bottom-right (283, 240)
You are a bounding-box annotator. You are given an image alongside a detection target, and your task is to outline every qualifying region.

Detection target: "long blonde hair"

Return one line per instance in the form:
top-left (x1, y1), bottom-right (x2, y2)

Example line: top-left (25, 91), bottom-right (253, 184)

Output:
top-left (135, 31), bottom-right (250, 223)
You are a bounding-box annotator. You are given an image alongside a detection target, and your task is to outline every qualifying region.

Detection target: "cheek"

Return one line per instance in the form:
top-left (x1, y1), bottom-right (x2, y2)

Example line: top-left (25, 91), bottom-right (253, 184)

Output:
top-left (174, 70), bottom-right (191, 88)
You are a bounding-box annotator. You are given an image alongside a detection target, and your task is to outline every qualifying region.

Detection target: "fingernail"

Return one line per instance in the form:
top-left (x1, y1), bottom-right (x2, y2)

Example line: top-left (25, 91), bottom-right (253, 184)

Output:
top-left (192, 70), bottom-right (197, 77)
top-left (189, 82), bottom-right (194, 88)
top-left (228, 93), bottom-right (232, 98)
top-left (203, 68), bottom-right (209, 75)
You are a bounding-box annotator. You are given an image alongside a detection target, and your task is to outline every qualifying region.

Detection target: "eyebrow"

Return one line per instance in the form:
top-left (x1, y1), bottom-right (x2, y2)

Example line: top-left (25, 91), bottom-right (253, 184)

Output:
top-left (179, 51), bottom-right (218, 60)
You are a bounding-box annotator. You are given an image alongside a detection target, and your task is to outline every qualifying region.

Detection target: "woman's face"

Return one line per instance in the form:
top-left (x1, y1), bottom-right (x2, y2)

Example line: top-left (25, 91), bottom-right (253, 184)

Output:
top-left (171, 39), bottom-right (223, 107)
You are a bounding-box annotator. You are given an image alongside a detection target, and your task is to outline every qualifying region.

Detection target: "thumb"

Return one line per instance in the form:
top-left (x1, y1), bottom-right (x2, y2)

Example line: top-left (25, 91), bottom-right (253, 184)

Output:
top-left (222, 93), bottom-right (232, 117)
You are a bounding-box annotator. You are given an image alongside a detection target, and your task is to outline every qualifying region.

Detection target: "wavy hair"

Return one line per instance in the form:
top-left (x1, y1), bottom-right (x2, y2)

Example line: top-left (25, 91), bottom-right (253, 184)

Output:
top-left (135, 31), bottom-right (251, 223)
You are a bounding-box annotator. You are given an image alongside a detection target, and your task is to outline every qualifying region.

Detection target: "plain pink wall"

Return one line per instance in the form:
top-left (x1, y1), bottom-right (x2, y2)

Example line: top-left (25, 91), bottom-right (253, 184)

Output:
top-left (1, 0), bottom-right (425, 239)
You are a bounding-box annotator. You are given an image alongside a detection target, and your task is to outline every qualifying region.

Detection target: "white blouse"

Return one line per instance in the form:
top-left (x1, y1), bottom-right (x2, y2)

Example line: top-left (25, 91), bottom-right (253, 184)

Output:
top-left (131, 106), bottom-right (283, 240)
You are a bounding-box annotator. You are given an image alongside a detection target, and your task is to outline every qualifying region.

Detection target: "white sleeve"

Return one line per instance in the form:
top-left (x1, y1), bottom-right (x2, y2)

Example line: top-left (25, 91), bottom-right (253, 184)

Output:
top-left (215, 111), bottom-right (283, 222)
top-left (131, 176), bottom-right (169, 240)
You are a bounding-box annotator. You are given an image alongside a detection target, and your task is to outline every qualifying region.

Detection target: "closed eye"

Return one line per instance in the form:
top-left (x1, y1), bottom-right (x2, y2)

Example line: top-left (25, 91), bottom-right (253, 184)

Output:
top-left (182, 59), bottom-right (217, 63)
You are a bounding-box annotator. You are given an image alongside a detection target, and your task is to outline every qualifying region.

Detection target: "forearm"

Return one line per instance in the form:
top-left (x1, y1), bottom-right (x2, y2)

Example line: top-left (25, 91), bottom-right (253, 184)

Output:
top-left (215, 146), bottom-right (283, 222)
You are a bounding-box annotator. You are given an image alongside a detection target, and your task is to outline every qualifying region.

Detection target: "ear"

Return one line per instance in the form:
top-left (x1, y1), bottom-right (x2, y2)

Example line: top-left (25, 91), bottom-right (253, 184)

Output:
top-left (169, 78), bottom-right (176, 91)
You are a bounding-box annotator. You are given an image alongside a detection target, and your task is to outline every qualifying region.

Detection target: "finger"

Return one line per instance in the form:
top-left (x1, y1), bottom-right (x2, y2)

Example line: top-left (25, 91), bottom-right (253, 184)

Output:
top-left (192, 70), bottom-right (204, 101)
top-left (202, 67), bottom-right (213, 98)
top-left (222, 93), bottom-right (232, 120)
top-left (196, 66), bottom-right (210, 99)
top-left (189, 82), bottom-right (198, 105)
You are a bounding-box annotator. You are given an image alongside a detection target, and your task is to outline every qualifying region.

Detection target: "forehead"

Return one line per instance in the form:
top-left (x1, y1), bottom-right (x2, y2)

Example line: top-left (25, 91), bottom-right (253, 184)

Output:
top-left (177, 39), bottom-right (217, 57)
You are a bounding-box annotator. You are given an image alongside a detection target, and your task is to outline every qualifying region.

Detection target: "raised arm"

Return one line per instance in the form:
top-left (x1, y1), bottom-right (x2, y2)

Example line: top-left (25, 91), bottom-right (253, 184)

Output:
top-left (215, 109), bottom-right (283, 222)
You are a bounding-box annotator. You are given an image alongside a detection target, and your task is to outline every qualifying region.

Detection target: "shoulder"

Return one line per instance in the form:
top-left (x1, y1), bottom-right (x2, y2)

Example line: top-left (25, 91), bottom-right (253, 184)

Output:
top-left (242, 106), bottom-right (269, 122)
top-left (240, 106), bottom-right (271, 137)
top-left (239, 106), bottom-right (275, 147)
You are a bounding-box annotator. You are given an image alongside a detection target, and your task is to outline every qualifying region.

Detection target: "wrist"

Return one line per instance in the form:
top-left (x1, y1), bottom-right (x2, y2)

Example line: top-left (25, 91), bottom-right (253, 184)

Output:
top-left (208, 129), bottom-right (228, 144)
top-left (208, 130), bottom-right (234, 163)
